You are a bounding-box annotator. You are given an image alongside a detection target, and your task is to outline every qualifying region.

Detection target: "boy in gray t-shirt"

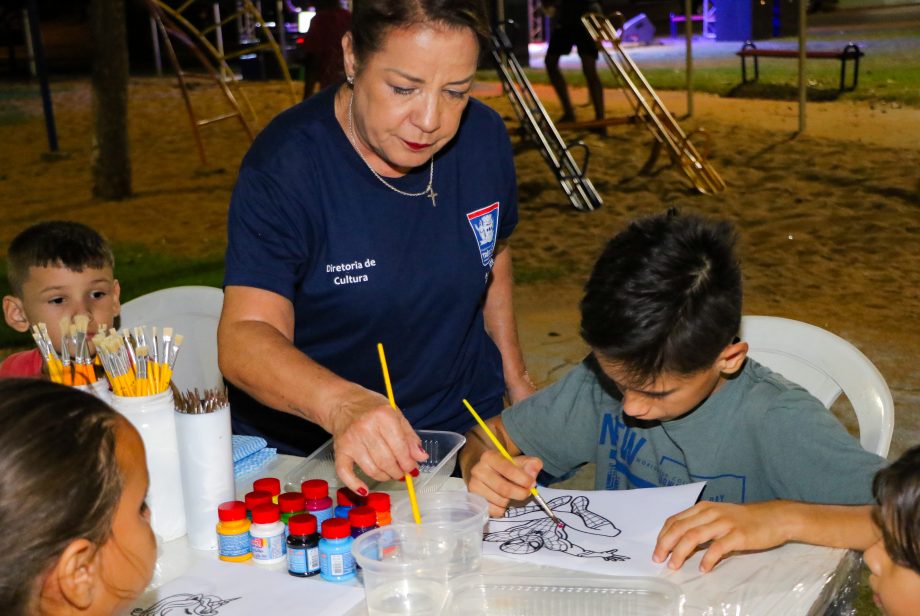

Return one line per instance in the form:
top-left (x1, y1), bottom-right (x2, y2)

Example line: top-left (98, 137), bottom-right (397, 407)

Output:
top-left (461, 211), bottom-right (887, 572)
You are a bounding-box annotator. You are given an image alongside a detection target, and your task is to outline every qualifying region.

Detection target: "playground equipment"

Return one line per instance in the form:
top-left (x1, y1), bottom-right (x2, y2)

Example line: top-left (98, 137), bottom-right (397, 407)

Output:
top-left (581, 12), bottom-right (725, 195)
top-left (143, 0), bottom-right (298, 165)
top-left (490, 23), bottom-right (603, 212)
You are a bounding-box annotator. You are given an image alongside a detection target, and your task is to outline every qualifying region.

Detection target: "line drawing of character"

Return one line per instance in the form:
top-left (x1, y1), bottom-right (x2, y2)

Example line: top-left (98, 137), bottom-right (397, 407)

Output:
top-left (483, 495), bottom-right (629, 561)
top-left (131, 592), bottom-right (240, 616)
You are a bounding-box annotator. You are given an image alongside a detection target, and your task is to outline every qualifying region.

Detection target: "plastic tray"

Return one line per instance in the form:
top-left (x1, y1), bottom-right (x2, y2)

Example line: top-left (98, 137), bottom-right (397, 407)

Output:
top-left (281, 430), bottom-right (465, 497)
top-left (441, 573), bottom-right (684, 615)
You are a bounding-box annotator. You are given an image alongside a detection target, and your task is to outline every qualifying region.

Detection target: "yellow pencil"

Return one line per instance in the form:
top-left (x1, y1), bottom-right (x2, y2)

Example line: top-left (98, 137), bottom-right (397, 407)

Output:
top-left (462, 399), bottom-right (563, 528)
top-left (377, 342), bottom-right (422, 525)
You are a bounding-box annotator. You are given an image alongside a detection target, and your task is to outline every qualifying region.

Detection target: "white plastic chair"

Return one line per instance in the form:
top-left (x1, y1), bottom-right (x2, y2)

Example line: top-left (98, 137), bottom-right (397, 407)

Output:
top-left (740, 315), bottom-right (894, 457)
top-left (120, 286), bottom-right (224, 395)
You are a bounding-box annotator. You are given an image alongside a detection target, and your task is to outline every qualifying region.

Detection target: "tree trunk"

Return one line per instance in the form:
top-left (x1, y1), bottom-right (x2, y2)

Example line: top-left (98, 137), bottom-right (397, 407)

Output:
top-left (90, 0), bottom-right (131, 199)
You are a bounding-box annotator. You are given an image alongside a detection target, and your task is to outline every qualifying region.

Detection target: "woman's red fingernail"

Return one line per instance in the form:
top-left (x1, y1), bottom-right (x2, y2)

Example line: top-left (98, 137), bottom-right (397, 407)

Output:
top-left (411, 468), bottom-right (420, 477)
top-left (358, 487), bottom-right (368, 496)
top-left (398, 476), bottom-right (406, 482)
top-left (418, 444), bottom-right (427, 454)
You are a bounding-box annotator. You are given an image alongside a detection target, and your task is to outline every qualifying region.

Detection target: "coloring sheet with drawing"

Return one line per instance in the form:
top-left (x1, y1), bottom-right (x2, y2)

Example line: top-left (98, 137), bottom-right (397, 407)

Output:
top-left (130, 559), bottom-right (364, 615)
top-left (482, 482), bottom-right (706, 577)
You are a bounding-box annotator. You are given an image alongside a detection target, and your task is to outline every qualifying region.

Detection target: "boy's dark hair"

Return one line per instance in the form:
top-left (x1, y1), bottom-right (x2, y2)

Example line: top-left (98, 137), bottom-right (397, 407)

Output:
top-left (0, 379), bottom-right (123, 614)
top-left (580, 210), bottom-right (742, 382)
top-left (6, 221), bottom-right (114, 296)
top-left (872, 445), bottom-right (920, 575)
top-left (350, 0), bottom-right (489, 65)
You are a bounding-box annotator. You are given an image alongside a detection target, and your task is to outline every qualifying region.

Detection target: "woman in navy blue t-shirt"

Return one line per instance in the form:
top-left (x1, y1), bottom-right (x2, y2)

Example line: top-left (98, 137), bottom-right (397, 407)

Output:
top-left (219, 0), bottom-right (535, 496)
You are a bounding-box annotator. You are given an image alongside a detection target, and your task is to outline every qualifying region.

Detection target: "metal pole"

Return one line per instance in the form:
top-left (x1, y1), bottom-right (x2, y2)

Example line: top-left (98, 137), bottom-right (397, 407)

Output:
top-left (213, 3), bottom-right (227, 79)
top-left (26, 0), bottom-right (58, 153)
top-left (798, 0), bottom-right (807, 133)
top-left (276, 0), bottom-right (287, 63)
top-left (684, 0), bottom-right (693, 117)
top-left (150, 16), bottom-right (162, 77)
top-left (497, 0), bottom-right (505, 24)
top-left (22, 8), bottom-right (37, 77)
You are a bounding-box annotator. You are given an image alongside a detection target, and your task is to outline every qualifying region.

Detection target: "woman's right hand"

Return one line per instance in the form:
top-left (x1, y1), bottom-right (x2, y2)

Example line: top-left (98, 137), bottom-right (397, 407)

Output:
top-left (326, 386), bottom-right (429, 496)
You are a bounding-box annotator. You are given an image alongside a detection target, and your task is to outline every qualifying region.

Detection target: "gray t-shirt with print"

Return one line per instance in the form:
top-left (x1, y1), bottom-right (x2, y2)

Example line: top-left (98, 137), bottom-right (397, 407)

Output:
top-left (503, 357), bottom-right (885, 504)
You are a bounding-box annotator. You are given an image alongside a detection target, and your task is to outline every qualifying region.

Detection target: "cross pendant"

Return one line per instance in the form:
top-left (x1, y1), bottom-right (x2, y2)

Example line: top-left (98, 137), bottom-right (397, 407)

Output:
top-left (428, 187), bottom-right (437, 207)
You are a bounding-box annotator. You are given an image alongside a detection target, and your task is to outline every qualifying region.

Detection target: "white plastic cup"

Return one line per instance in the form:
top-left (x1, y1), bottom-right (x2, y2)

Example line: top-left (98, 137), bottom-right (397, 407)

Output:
top-left (72, 378), bottom-right (112, 405)
top-left (352, 524), bottom-right (454, 616)
top-left (110, 390), bottom-right (187, 541)
top-left (174, 405), bottom-right (234, 550)
top-left (392, 491), bottom-right (489, 577)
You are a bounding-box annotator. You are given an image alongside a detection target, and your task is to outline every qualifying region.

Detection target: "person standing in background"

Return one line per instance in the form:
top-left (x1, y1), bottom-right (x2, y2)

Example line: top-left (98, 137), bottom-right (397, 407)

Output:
top-left (301, 0), bottom-right (352, 99)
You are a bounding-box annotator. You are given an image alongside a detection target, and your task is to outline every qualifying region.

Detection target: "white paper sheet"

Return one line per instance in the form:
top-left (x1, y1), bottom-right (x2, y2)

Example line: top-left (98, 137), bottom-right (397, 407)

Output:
top-left (130, 559), bottom-right (364, 615)
top-left (482, 482), bottom-right (706, 577)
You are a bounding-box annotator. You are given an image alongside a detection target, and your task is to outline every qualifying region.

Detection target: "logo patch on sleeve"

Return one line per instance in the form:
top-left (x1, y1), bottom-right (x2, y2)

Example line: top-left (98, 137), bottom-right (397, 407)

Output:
top-left (466, 202), bottom-right (500, 266)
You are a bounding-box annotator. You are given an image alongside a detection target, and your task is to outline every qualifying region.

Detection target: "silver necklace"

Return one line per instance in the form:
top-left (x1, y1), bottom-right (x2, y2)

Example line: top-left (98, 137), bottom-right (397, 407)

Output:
top-left (347, 93), bottom-right (437, 207)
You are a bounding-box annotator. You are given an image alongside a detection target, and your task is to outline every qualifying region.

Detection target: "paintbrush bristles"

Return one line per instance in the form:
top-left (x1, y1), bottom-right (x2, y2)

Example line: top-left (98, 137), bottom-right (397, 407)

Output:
top-left (174, 387), bottom-right (229, 414)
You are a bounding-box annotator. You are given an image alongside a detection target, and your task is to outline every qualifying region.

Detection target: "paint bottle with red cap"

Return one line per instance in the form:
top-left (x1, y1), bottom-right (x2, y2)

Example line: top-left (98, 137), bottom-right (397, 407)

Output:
top-left (348, 506), bottom-right (378, 539)
top-left (335, 487), bottom-right (363, 518)
top-left (286, 513), bottom-right (321, 577)
top-left (253, 477), bottom-right (281, 504)
top-left (250, 503), bottom-right (287, 565)
top-left (278, 492), bottom-right (306, 536)
top-left (216, 501), bottom-right (252, 563)
top-left (244, 490), bottom-right (273, 520)
top-left (366, 492), bottom-right (392, 527)
top-left (301, 479), bottom-right (334, 526)
top-left (319, 518), bottom-right (356, 582)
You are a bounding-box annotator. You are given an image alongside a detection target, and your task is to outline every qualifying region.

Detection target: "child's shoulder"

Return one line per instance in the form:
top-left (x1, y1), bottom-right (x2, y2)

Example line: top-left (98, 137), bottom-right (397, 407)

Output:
top-left (736, 358), bottom-right (828, 418)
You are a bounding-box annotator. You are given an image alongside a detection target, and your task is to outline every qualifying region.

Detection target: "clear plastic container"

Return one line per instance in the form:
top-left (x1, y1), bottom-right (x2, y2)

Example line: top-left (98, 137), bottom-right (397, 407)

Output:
top-left (392, 491), bottom-right (488, 577)
top-left (441, 573), bottom-right (684, 615)
top-left (282, 430), bottom-right (465, 497)
top-left (351, 524), bottom-right (454, 616)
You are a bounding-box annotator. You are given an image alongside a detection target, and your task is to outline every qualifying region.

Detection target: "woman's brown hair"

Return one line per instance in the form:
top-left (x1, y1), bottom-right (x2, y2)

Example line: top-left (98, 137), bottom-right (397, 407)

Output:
top-left (0, 379), bottom-right (123, 614)
top-left (350, 0), bottom-right (489, 65)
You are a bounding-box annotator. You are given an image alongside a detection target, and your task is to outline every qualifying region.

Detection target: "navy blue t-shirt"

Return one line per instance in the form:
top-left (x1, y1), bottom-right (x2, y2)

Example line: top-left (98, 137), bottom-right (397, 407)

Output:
top-left (224, 86), bottom-right (518, 455)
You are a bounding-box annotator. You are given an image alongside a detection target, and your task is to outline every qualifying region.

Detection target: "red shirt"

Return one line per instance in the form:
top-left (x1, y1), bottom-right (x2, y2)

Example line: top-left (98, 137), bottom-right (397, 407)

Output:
top-left (0, 349), bottom-right (44, 379)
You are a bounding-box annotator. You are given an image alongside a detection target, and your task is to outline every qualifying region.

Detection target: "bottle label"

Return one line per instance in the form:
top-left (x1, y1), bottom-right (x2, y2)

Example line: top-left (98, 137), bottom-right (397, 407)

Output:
top-left (218, 531), bottom-right (251, 558)
top-left (251, 532), bottom-right (286, 561)
top-left (288, 546), bottom-right (320, 575)
top-left (320, 550), bottom-right (355, 578)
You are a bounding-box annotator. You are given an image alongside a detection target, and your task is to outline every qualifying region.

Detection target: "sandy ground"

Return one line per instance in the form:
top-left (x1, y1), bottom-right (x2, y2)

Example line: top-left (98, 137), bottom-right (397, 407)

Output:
top-left (0, 77), bottom-right (918, 462)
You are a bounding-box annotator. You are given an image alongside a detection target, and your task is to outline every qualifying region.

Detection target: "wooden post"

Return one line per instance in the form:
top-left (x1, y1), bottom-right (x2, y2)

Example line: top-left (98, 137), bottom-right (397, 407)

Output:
top-left (90, 0), bottom-right (132, 199)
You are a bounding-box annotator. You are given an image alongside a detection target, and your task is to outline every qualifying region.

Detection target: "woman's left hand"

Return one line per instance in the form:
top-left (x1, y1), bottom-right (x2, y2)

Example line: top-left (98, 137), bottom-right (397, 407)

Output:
top-left (506, 370), bottom-right (537, 404)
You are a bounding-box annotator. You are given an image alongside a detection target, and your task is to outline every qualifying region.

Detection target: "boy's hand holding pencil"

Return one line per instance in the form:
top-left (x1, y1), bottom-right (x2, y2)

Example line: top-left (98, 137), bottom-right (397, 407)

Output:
top-left (461, 400), bottom-right (557, 522)
top-left (468, 449), bottom-right (545, 518)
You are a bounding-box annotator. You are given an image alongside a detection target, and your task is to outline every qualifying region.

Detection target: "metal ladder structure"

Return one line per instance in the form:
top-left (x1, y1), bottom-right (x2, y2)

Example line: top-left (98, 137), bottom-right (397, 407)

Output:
top-left (490, 23), bottom-right (603, 212)
top-left (582, 12), bottom-right (726, 195)
top-left (143, 0), bottom-right (298, 165)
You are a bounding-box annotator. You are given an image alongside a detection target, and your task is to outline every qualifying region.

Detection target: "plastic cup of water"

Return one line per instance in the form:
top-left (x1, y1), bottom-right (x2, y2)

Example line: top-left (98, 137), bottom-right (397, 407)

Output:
top-left (391, 491), bottom-right (489, 577)
top-left (351, 524), bottom-right (453, 616)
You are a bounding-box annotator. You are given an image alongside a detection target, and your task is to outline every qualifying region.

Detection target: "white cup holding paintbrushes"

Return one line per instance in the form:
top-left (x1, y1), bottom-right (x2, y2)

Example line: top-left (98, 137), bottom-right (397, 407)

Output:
top-left (110, 389), bottom-right (187, 541)
top-left (174, 399), bottom-right (234, 550)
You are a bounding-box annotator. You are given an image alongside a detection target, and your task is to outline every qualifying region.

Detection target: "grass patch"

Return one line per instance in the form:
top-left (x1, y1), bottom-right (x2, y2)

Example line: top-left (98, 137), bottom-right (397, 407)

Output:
top-left (476, 27), bottom-right (920, 108)
top-left (0, 243), bottom-right (225, 350)
top-left (513, 264), bottom-right (568, 284)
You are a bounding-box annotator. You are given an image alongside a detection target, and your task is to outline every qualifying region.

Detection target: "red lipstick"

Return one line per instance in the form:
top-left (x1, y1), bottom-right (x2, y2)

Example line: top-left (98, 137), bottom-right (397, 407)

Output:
top-left (403, 140), bottom-right (431, 151)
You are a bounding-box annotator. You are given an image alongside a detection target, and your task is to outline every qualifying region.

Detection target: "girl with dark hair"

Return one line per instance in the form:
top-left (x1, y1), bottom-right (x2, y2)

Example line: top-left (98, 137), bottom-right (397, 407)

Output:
top-left (865, 445), bottom-right (920, 616)
top-left (0, 379), bottom-right (155, 615)
top-left (221, 0), bottom-right (535, 495)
